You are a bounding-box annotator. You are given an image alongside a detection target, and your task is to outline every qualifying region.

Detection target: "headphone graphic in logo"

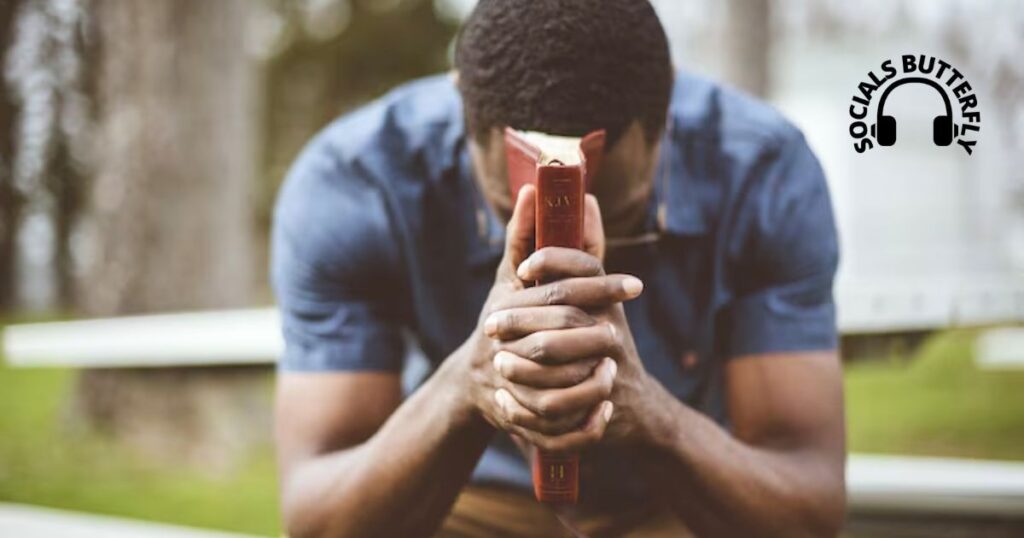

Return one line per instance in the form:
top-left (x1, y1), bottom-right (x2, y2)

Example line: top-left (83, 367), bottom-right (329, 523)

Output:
top-left (871, 77), bottom-right (957, 147)
top-left (850, 55), bottom-right (980, 155)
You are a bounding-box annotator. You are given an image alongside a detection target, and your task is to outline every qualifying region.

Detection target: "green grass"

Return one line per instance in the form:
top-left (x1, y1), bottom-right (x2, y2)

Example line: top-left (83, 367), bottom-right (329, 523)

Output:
top-left (0, 358), bottom-right (281, 535)
top-left (845, 329), bottom-right (1024, 460)
top-left (1, 326), bottom-right (1022, 535)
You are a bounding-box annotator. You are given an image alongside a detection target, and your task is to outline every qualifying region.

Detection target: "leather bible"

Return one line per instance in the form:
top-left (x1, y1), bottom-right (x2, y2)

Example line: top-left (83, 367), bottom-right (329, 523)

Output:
top-left (503, 127), bottom-right (606, 504)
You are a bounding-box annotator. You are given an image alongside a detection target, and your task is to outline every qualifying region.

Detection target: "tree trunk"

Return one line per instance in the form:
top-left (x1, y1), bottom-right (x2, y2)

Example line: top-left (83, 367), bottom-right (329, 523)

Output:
top-left (75, 0), bottom-right (266, 471)
top-left (0, 0), bottom-right (22, 312)
top-left (721, 0), bottom-right (773, 98)
top-left (50, 125), bottom-right (83, 307)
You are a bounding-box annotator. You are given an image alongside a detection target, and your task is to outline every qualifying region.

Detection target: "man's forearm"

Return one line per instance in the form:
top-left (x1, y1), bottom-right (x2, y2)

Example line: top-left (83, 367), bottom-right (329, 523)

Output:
top-left (281, 344), bottom-right (494, 538)
top-left (637, 380), bottom-right (845, 537)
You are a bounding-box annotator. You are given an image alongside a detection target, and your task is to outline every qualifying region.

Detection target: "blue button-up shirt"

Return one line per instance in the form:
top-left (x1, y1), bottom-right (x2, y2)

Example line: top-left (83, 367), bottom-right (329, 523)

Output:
top-left (271, 72), bottom-right (838, 504)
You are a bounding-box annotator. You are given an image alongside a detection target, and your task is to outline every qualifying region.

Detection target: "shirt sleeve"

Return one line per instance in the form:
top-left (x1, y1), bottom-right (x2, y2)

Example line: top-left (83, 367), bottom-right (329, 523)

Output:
top-left (271, 139), bottom-right (407, 372)
top-left (722, 130), bottom-right (840, 358)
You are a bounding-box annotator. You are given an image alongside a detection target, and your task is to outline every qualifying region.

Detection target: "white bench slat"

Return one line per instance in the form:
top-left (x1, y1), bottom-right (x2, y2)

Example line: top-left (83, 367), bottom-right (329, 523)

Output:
top-left (847, 455), bottom-right (1024, 516)
top-left (0, 503), bottom-right (263, 538)
top-left (2, 309), bottom-right (282, 368)
top-left (976, 327), bottom-right (1024, 370)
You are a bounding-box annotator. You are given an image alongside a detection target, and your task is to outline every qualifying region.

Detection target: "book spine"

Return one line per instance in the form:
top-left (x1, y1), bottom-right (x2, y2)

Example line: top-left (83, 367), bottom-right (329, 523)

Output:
top-left (535, 165), bottom-right (585, 250)
top-left (533, 163), bottom-right (585, 504)
top-left (532, 447), bottom-right (579, 504)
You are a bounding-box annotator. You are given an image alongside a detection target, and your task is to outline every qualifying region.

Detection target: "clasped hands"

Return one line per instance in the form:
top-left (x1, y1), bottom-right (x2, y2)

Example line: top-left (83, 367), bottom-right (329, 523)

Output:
top-left (461, 184), bottom-right (658, 453)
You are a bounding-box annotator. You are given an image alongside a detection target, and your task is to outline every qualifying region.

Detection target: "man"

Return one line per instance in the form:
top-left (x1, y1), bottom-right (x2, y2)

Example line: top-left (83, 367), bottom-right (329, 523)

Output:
top-left (271, 1), bottom-right (845, 536)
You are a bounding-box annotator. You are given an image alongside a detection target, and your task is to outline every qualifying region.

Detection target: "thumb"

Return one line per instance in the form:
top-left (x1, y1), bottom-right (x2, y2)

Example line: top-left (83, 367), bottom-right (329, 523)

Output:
top-left (503, 184), bottom-right (537, 272)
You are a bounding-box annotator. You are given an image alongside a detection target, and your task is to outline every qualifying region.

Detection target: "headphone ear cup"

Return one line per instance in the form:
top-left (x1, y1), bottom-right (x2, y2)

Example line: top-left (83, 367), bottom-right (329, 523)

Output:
top-left (877, 115), bottom-right (897, 146)
top-left (933, 115), bottom-right (953, 146)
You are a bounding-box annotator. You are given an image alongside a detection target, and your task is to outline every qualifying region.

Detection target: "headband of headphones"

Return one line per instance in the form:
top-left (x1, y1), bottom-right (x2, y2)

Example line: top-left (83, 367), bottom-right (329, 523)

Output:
top-left (875, 77), bottom-right (953, 121)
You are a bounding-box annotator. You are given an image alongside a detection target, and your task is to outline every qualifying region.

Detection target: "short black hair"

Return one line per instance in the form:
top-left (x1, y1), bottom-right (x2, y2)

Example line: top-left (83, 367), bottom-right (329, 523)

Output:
top-left (455, 0), bottom-right (673, 149)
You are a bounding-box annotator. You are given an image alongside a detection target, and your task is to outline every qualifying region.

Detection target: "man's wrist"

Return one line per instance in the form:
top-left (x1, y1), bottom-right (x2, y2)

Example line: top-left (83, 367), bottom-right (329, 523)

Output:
top-left (632, 373), bottom-right (687, 454)
top-left (431, 337), bottom-right (493, 432)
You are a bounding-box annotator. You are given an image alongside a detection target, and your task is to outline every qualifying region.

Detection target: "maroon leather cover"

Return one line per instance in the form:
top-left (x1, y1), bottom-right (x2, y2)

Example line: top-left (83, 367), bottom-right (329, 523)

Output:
top-left (578, 129), bottom-right (606, 191)
top-left (504, 128), bottom-right (544, 202)
top-left (503, 128), bottom-right (605, 504)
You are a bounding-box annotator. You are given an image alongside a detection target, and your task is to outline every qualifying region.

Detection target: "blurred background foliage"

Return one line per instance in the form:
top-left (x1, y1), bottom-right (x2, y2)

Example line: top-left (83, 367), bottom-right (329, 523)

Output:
top-left (0, 0), bottom-right (460, 533)
top-left (0, 0), bottom-right (1022, 536)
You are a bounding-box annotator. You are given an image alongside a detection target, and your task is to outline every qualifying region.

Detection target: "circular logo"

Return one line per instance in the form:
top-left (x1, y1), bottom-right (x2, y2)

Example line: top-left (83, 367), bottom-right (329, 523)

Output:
top-left (849, 54), bottom-right (980, 155)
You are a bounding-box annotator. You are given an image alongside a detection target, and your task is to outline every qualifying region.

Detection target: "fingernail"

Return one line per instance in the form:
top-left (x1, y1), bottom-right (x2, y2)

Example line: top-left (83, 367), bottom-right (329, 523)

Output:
top-left (516, 258), bottom-right (531, 279)
top-left (494, 389), bottom-right (512, 412)
top-left (622, 276), bottom-right (644, 297)
top-left (484, 314), bottom-right (499, 336)
top-left (493, 351), bottom-right (509, 373)
top-left (607, 358), bottom-right (618, 380)
top-left (602, 401), bottom-right (614, 423)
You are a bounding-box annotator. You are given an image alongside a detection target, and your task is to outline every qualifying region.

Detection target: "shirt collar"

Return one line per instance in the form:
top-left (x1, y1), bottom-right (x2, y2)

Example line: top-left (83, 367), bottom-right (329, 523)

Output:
top-left (657, 110), bottom-right (713, 237)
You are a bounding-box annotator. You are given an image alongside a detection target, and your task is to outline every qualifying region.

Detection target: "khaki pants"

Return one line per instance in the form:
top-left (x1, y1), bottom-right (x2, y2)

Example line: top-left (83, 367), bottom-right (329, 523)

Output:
top-left (437, 485), bottom-right (693, 538)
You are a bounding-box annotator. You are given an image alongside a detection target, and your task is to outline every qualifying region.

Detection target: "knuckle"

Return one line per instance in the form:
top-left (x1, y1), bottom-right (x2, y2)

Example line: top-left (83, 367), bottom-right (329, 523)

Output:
top-left (562, 307), bottom-right (588, 327)
top-left (527, 334), bottom-right (548, 362)
top-left (557, 415), bottom-right (583, 433)
top-left (506, 408), bottom-right (526, 426)
top-left (558, 307), bottom-right (575, 327)
top-left (485, 300), bottom-right (504, 317)
top-left (568, 364), bottom-right (591, 385)
top-left (494, 411), bottom-right (512, 430)
top-left (602, 276), bottom-right (616, 294)
top-left (499, 311), bottom-right (518, 334)
top-left (512, 426), bottom-right (536, 443)
top-left (538, 419), bottom-right (562, 435)
top-left (542, 284), bottom-right (566, 305)
top-left (535, 394), bottom-right (558, 418)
